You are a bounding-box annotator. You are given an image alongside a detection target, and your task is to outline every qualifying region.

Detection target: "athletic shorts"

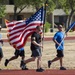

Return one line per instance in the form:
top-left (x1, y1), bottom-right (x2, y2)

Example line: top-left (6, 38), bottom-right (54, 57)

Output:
top-left (31, 48), bottom-right (42, 57)
top-left (0, 47), bottom-right (3, 58)
top-left (14, 50), bottom-right (25, 57)
top-left (56, 50), bottom-right (64, 57)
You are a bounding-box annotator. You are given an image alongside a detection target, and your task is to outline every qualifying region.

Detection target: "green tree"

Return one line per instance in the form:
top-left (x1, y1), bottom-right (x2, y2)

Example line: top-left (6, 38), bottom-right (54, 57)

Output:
top-left (13, 0), bottom-right (31, 20)
top-left (6, 0), bottom-right (56, 21)
top-left (11, 0), bottom-right (43, 20)
top-left (0, 0), bottom-right (6, 18)
top-left (0, 5), bottom-right (6, 18)
top-left (29, 0), bottom-right (44, 11)
top-left (57, 0), bottom-right (75, 29)
top-left (30, 0), bottom-right (56, 12)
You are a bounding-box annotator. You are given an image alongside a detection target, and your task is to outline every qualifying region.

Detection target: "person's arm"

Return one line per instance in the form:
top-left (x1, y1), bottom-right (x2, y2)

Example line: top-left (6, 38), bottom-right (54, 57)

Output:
top-left (31, 37), bottom-right (43, 48)
top-left (53, 33), bottom-right (60, 46)
top-left (53, 38), bottom-right (60, 46)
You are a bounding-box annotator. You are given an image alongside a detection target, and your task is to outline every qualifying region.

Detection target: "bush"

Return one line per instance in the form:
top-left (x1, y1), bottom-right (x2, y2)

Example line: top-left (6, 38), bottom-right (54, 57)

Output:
top-left (44, 22), bottom-right (51, 32)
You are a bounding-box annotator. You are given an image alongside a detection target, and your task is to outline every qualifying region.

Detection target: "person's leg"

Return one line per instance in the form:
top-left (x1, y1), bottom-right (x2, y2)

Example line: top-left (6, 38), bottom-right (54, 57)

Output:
top-left (48, 50), bottom-right (66, 70)
top-left (0, 57), bottom-right (2, 70)
top-left (35, 48), bottom-right (44, 72)
top-left (36, 56), bottom-right (44, 72)
top-left (21, 56), bottom-right (25, 61)
top-left (20, 50), bottom-right (25, 61)
top-left (20, 56), bottom-right (28, 70)
top-left (48, 57), bottom-right (63, 67)
top-left (20, 56), bottom-right (25, 66)
top-left (37, 56), bottom-right (41, 69)
top-left (48, 57), bottom-right (60, 68)
top-left (0, 57), bottom-right (2, 61)
top-left (57, 50), bottom-right (66, 69)
top-left (20, 50), bottom-right (25, 67)
top-left (0, 48), bottom-right (3, 62)
top-left (60, 57), bottom-right (63, 67)
top-left (51, 57), bottom-right (60, 63)
top-left (8, 55), bottom-right (18, 61)
top-left (48, 50), bottom-right (61, 68)
top-left (0, 57), bottom-right (2, 68)
top-left (5, 50), bottom-right (19, 66)
top-left (5, 56), bottom-right (18, 66)
top-left (0, 48), bottom-right (3, 70)
top-left (24, 49), bottom-right (37, 64)
top-left (51, 50), bottom-right (62, 63)
top-left (24, 57), bottom-right (36, 64)
top-left (21, 57), bottom-right (36, 70)
top-left (21, 48), bottom-right (37, 70)
top-left (20, 53), bottom-right (26, 70)
top-left (59, 57), bottom-right (66, 70)
top-left (9, 49), bottom-right (19, 61)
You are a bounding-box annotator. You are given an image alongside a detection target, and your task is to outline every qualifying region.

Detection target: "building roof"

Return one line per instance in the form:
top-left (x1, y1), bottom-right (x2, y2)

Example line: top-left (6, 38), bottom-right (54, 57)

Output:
top-left (5, 5), bottom-right (69, 16)
top-left (53, 9), bottom-right (66, 16)
top-left (5, 5), bottom-right (36, 13)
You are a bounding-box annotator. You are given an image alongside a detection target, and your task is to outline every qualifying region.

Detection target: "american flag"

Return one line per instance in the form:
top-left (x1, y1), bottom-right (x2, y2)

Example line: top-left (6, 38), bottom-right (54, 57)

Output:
top-left (65, 22), bottom-right (75, 33)
top-left (5, 7), bottom-right (45, 49)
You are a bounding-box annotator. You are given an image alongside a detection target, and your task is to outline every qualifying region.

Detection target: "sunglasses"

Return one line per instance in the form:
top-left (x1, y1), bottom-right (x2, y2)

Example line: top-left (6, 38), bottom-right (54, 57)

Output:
top-left (58, 27), bottom-right (62, 28)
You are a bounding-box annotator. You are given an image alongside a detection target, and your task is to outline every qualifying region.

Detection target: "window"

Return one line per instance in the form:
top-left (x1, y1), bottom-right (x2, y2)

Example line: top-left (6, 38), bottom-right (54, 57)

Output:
top-left (0, 18), bottom-right (2, 24)
top-left (17, 15), bottom-right (24, 21)
top-left (9, 15), bottom-right (24, 21)
top-left (9, 0), bottom-right (14, 5)
top-left (59, 16), bottom-right (64, 23)
top-left (9, 15), bottom-right (14, 21)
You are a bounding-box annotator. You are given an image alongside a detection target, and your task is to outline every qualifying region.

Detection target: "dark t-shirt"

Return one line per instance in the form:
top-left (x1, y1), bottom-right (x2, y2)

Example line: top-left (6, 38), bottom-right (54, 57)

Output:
top-left (31, 32), bottom-right (41, 50)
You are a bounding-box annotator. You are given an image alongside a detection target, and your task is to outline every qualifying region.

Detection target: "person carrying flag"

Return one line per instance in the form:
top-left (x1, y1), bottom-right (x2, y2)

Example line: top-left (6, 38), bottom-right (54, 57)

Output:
top-left (48, 25), bottom-right (66, 70)
top-left (21, 26), bottom-right (44, 72)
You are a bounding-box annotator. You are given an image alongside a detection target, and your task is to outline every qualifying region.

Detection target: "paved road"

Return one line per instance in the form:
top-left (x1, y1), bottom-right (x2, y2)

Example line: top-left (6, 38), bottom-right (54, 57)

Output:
top-left (0, 69), bottom-right (75, 75)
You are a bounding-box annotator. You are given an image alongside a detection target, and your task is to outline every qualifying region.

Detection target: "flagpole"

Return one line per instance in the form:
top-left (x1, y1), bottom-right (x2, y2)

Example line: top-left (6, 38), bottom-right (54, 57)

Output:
top-left (43, 0), bottom-right (48, 31)
top-left (42, 0), bottom-right (48, 51)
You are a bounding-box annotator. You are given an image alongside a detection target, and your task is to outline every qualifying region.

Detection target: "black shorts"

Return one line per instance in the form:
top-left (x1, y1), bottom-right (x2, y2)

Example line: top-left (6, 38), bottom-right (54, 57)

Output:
top-left (14, 50), bottom-right (25, 57)
top-left (0, 47), bottom-right (3, 58)
top-left (56, 50), bottom-right (64, 57)
top-left (31, 48), bottom-right (42, 57)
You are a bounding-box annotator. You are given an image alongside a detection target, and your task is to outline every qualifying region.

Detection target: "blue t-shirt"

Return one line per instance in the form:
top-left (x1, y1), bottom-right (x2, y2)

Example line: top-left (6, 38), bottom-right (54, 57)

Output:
top-left (19, 47), bottom-right (24, 51)
top-left (53, 31), bottom-right (64, 50)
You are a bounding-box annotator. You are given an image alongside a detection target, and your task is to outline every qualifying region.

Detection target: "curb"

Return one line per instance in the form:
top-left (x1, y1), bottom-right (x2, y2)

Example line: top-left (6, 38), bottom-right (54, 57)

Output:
top-left (2, 36), bottom-right (75, 42)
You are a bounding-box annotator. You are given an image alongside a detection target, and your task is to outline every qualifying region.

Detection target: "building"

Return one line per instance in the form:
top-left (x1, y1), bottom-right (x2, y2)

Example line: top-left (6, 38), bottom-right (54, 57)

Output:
top-left (0, 0), bottom-right (36, 27)
top-left (48, 9), bottom-right (67, 29)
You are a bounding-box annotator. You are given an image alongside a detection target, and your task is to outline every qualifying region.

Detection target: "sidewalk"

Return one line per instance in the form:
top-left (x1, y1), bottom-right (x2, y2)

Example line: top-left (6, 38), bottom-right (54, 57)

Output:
top-left (44, 31), bottom-right (75, 37)
top-left (1, 28), bottom-right (75, 38)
